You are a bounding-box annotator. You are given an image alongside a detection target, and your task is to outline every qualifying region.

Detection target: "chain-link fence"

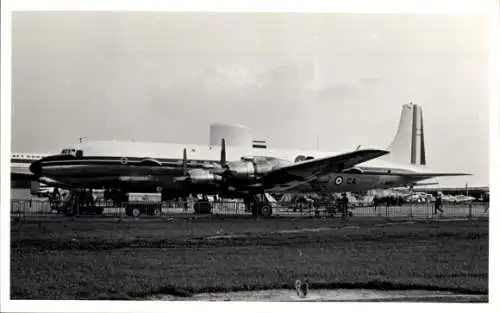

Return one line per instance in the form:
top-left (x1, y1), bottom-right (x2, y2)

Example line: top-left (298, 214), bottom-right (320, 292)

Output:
top-left (10, 198), bottom-right (490, 220)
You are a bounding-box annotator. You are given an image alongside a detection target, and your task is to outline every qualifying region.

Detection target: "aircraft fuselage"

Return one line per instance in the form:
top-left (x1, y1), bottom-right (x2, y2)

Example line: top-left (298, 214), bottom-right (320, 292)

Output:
top-left (31, 152), bottom-right (430, 196)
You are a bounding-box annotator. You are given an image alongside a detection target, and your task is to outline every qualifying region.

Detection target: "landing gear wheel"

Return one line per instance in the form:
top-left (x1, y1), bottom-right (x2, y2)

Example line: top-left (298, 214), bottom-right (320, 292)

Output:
top-left (132, 208), bottom-right (141, 218)
top-left (247, 195), bottom-right (273, 217)
top-left (260, 204), bottom-right (273, 217)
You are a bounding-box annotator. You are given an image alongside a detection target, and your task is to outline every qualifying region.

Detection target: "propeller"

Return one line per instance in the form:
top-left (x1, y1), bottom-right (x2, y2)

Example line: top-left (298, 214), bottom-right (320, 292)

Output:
top-left (175, 139), bottom-right (232, 186)
top-left (220, 138), bottom-right (226, 167)
top-left (182, 148), bottom-right (187, 176)
top-left (211, 138), bottom-right (228, 177)
top-left (173, 148), bottom-right (189, 183)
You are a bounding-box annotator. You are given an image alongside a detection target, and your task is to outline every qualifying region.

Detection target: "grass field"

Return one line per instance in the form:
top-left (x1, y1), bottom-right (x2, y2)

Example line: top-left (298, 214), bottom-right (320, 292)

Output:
top-left (10, 216), bottom-right (489, 300)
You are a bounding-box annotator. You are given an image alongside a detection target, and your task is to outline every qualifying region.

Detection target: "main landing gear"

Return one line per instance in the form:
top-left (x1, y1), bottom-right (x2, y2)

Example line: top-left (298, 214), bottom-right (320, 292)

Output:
top-left (244, 194), bottom-right (273, 217)
top-left (52, 189), bottom-right (103, 216)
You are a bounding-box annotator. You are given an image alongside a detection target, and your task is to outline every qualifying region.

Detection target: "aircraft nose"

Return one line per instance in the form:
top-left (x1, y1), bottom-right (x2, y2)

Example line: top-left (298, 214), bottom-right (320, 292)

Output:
top-left (29, 160), bottom-right (42, 176)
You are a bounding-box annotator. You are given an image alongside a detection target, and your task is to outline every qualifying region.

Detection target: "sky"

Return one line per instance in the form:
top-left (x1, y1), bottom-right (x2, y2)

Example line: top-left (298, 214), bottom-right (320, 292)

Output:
top-left (10, 11), bottom-right (491, 187)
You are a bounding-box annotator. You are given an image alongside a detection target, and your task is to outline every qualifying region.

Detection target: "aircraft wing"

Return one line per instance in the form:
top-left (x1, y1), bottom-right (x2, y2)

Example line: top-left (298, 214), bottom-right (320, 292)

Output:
top-left (261, 149), bottom-right (389, 189)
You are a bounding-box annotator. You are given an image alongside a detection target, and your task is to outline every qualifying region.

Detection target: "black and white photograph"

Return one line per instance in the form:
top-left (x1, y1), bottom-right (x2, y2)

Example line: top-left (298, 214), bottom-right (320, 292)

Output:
top-left (1, 0), bottom-right (497, 311)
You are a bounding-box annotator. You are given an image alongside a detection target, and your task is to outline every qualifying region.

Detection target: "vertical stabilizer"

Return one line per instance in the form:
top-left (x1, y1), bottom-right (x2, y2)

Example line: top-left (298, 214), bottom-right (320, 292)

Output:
top-left (382, 103), bottom-right (427, 166)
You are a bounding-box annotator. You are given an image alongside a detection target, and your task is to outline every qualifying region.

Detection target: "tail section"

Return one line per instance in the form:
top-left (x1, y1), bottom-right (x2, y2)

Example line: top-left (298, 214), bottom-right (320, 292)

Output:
top-left (382, 103), bottom-right (426, 166)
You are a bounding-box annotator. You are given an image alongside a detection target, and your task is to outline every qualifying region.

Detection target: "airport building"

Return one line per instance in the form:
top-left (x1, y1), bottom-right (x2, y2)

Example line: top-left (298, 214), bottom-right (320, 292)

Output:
top-left (209, 123), bottom-right (253, 147)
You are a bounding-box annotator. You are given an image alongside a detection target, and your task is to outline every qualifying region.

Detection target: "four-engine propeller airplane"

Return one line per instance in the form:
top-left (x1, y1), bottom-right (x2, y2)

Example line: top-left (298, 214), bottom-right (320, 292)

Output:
top-left (25, 103), bottom-right (470, 216)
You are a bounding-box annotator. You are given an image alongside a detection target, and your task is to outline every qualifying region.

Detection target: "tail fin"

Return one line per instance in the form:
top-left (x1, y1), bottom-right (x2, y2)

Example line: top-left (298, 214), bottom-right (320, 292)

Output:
top-left (381, 103), bottom-right (426, 166)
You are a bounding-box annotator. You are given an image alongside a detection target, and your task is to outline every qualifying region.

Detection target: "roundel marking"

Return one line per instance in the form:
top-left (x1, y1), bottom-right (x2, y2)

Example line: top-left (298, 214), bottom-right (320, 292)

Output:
top-left (294, 155), bottom-right (306, 163)
top-left (120, 157), bottom-right (128, 165)
top-left (334, 176), bottom-right (344, 185)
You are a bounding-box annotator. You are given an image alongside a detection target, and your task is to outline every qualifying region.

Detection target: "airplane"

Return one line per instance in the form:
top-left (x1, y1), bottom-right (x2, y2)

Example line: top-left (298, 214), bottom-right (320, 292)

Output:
top-left (11, 152), bottom-right (54, 196)
top-left (25, 103), bottom-right (470, 217)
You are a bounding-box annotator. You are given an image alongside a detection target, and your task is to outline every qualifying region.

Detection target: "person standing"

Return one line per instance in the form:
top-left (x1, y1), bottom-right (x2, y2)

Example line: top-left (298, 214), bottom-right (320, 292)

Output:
top-left (434, 193), bottom-right (444, 215)
top-left (341, 193), bottom-right (349, 219)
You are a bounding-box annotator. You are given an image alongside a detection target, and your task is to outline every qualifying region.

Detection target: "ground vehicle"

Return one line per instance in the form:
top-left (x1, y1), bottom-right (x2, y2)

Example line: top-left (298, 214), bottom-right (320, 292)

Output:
top-left (124, 193), bottom-right (162, 217)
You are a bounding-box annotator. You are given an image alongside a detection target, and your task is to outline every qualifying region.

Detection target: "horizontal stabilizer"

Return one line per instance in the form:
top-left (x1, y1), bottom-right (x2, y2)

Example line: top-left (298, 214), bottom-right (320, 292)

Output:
top-left (357, 171), bottom-right (471, 177)
top-left (401, 173), bottom-right (472, 177)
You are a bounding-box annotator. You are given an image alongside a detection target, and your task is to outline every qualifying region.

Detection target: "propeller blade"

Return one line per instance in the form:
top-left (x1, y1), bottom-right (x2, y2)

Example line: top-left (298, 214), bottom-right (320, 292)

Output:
top-left (182, 148), bottom-right (187, 176)
top-left (220, 138), bottom-right (226, 166)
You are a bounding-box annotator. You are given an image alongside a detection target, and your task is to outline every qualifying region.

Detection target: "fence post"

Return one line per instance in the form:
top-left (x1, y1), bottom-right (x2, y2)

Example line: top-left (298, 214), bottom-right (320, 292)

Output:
top-left (468, 203), bottom-right (473, 219)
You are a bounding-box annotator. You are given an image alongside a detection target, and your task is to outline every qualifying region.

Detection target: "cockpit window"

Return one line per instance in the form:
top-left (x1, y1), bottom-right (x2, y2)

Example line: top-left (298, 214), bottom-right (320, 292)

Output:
top-left (61, 148), bottom-right (74, 155)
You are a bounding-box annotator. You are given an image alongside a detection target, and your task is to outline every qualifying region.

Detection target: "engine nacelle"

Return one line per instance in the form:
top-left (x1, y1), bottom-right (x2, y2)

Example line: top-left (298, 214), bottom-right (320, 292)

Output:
top-left (224, 160), bottom-right (256, 180)
top-left (187, 168), bottom-right (222, 184)
top-left (224, 156), bottom-right (290, 180)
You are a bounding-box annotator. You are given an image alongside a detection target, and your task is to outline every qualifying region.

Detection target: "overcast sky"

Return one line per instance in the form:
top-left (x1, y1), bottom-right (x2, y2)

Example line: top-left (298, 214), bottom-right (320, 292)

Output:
top-left (11, 12), bottom-right (490, 186)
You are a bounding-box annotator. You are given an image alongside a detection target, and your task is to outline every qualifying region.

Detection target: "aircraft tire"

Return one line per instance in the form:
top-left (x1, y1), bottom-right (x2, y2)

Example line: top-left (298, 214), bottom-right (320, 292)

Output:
top-left (260, 204), bottom-right (273, 217)
top-left (132, 208), bottom-right (141, 218)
